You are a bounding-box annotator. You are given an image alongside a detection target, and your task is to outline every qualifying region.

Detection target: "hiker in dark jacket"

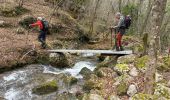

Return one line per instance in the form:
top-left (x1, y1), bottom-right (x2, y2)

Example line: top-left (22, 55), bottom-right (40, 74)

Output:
top-left (112, 12), bottom-right (126, 51)
top-left (29, 17), bottom-right (47, 49)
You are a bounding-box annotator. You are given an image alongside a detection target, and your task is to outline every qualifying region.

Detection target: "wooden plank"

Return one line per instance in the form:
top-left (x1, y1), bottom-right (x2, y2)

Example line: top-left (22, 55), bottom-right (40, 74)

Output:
top-left (48, 49), bottom-right (133, 55)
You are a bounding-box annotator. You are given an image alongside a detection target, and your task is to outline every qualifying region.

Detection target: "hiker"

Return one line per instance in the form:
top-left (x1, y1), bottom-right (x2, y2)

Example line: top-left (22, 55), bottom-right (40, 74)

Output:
top-left (111, 12), bottom-right (131, 51)
top-left (29, 17), bottom-right (49, 49)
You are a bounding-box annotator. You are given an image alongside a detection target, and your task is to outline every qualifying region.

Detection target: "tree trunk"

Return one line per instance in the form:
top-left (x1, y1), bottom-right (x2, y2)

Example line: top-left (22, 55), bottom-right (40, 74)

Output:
top-left (89, 0), bottom-right (101, 36)
top-left (144, 0), bottom-right (167, 94)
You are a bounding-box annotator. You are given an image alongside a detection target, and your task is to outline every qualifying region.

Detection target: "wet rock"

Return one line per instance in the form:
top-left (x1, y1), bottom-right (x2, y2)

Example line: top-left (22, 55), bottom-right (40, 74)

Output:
top-left (127, 84), bottom-right (138, 97)
top-left (16, 27), bottom-right (25, 34)
top-left (114, 64), bottom-right (129, 75)
top-left (129, 67), bottom-right (138, 77)
top-left (49, 53), bottom-right (74, 68)
top-left (57, 73), bottom-right (78, 86)
top-left (56, 92), bottom-right (77, 100)
top-left (109, 95), bottom-right (120, 100)
top-left (79, 67), bottom-right (93, 77)
top-left (82, 93), bottom-right (104, 100)
top-left (95, 67), bottom-right (117, 78)
top-left (116, 82), bottom-right (128, 96)
top-left (32, 80), bottom-right (58, 95)
top-left (83, 74), bottom-right (101, 91)
top-left (117, 54), bottom-right (136, 64)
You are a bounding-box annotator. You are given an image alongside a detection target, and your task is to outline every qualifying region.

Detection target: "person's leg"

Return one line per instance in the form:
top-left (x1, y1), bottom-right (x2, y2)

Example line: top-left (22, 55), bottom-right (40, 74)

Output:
top-left (41, 31), bottom-right (47, 49)
top-left (116, 32), bottom-right (121, 51)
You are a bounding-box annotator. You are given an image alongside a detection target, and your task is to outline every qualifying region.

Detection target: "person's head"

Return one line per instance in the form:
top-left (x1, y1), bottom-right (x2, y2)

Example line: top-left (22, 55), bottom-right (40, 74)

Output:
top-left (115, 12), bottom-right (121, 19)
top-left (37, 17), bottom-right (43, 21)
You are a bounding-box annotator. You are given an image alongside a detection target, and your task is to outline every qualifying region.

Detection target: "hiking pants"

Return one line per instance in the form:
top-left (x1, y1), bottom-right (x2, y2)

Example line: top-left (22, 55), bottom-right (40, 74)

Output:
top-left (38, 30), bottom-right (46, 46)
top-left (116, 29), bottom-right (125, 47)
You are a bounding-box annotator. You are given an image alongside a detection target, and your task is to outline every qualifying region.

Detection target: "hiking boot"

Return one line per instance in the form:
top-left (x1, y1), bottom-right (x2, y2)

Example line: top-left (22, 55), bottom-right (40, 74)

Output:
top-left (120, 46), bottom-right (124, 51)
top-left (116, 46), bottom-right (120, 51)
top-left (41, 43), bottom-right (46, 49)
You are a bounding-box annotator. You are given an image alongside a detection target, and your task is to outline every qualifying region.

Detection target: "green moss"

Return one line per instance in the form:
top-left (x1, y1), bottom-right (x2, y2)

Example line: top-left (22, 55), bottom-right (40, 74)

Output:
top-left (32, 80), bottom-right (58, 95)
top-left (135, 56), bottom-right (149, 69)
top-left (154, 83), bottom-right (170, 99)
top-left (117, 82), bottom-right (128, 96)
top-left (132, 93), bottom-right (158, 100)
top-left (115, 64), bottom-right (129, 73)
top-left (157, 56), bottom-right (170, 72)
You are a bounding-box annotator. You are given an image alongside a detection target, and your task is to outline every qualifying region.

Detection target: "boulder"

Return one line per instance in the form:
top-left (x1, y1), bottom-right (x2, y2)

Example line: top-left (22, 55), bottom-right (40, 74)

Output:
top-left (82, 93), bottom-right (104, 100)
top-left (134, 55), bottom-right (149, 71)
top-left (127, 84), bottom-right (138, 97)
top-left (32, 80), bottom-right (58, 95)
top-left (49, 53), bottom-right (74, 68)
top-left (109, 95), bottom-right (120, 100)
top-left (79, 67), bottom-right (93, 77)
top-left (116, 82), bottom-right (128, 96)
top-left (154, 83), bottom-right (170, 99)
top-left (56, 92), bottom-right (77, 100)
top-left (117, 54), bottom-right (136, 64)
top-left (95, 67), bottom-right (117, 78)
top-left (129, 67), bottom-right (138, 77)
top-left (168, 81), bottom-right (170, 88)
top-left (132, 93), bottom-right (158, 100)
top-left (114, 64), bottom-right (130, 75)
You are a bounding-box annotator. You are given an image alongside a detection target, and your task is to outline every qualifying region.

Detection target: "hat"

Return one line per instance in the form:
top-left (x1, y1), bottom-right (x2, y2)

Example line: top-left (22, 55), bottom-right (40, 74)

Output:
top-left (37, 17), bottom-right (43, 21)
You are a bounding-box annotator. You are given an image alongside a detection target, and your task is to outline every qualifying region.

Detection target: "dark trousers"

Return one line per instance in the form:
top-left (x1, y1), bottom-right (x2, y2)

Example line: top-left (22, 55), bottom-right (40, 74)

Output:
top-left (38, 30), bottom-right (46, 47)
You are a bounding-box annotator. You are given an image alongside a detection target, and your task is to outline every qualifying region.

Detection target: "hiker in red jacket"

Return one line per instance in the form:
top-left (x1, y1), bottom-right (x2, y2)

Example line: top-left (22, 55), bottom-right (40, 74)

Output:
top-left (29, 17), bottom-right (47, 49)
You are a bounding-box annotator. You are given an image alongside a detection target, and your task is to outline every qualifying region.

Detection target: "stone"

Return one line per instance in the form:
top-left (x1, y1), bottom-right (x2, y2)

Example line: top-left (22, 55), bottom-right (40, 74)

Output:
top-left (95, 67), bottom-right (117, 78)
top-left (0, 20), bottom-right (5, 27)
top-left (167, 81), bottom-right (170, 87)
top-left (117, 82), bottom-right (128, 96)
top-left (16, 27), bottom-right (25, 34)
top-left (82, 93), bottom-right (104, 100)
top-left (79, 67), bottom-right (93, 76)
top-left (129, 67), bottom-right (138, 77)
top-left (117, 54), bottom-right (136, 64)
top-left (56, 92), bottom-right (77, 100)
top-left (127, 84), bottom-right (138, 97)
top-left (155, 72), bottom-right (163, 82)
top-left (114, 64), bottom-right (129, 75)
top-left (32, 80), bottom-right (58, 95)
top-left (109, 95), bottom-right (120, 100)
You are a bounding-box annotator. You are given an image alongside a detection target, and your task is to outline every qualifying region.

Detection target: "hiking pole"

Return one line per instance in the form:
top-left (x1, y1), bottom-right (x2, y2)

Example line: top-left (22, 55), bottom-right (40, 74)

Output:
top-left (111, 28), bottom-right (113, 48)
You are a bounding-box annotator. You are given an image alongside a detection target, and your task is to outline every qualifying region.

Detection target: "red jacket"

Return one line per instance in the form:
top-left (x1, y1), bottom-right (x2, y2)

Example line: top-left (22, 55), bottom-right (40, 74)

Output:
top-left (31, 20), bottom-right (43, 30)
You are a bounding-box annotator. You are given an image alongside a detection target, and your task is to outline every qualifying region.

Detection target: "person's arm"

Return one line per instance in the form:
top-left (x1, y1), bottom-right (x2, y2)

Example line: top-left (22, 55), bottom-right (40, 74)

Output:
top-left (30, 21), bottom-right (40, 27)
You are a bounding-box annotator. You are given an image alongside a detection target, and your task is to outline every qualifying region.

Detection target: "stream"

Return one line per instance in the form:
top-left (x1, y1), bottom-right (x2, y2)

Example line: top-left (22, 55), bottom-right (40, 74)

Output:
top-left (0, 53), bottom-right (97, 100)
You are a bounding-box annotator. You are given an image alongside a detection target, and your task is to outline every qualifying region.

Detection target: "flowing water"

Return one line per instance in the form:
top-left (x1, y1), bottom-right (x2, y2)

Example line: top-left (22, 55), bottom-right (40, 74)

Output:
top-left (0, 53), bottom-right (97, 100)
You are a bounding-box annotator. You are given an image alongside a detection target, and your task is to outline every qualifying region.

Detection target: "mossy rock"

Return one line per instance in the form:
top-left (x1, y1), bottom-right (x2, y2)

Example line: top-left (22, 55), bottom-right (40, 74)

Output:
top-left (114, 64), bottom-right (129, 75)
top-left (82, 93), bottom-right (105, 100)
top-left (83, 74), bottom-right (101, 91)
top-left (32, 80), bottom-right (58, 95)
top-left (116, 82), bottom-right (128, 96)
top-left (79, 67), bottom-right (93, 77)
top-left (95, 67), bottom-right (117, 78)
top-left (0, 6), bottom-right (29, 17)
top-left (117, 54), bottom-right (136, 64)
top-left (154, 83), bottom-right (170, 99)
top-left (132, 93), bottom-right (158, 100)
top-left (133, 44), bottom-right (144, 53)
top-left (157, 56), bottom-right (170, 72)
top-left (58, 73), bottom-right (78, 86)
top-left (135, 55), bottom-right (149, 70)
top-left (56, 92), bottom-right (77, 100)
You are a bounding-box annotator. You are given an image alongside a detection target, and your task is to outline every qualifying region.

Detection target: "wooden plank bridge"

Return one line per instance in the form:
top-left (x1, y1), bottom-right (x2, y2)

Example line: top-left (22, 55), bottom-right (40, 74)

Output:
top-left (48, 49), bottom-right (133, 56)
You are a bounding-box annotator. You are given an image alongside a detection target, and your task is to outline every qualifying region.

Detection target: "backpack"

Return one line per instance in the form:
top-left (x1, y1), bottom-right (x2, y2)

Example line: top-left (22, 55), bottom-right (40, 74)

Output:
top-left (41, 20), bottom-right (49, 31)
top-left (124, 16), bottom-right (131, 29)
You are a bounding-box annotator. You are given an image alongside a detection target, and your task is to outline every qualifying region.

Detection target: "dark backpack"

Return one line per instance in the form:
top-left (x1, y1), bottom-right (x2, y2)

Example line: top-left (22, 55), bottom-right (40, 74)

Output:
top-left (124, 16), bottom-right (131, 29)
top-left (41, 20), bottom-right (49, 31)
